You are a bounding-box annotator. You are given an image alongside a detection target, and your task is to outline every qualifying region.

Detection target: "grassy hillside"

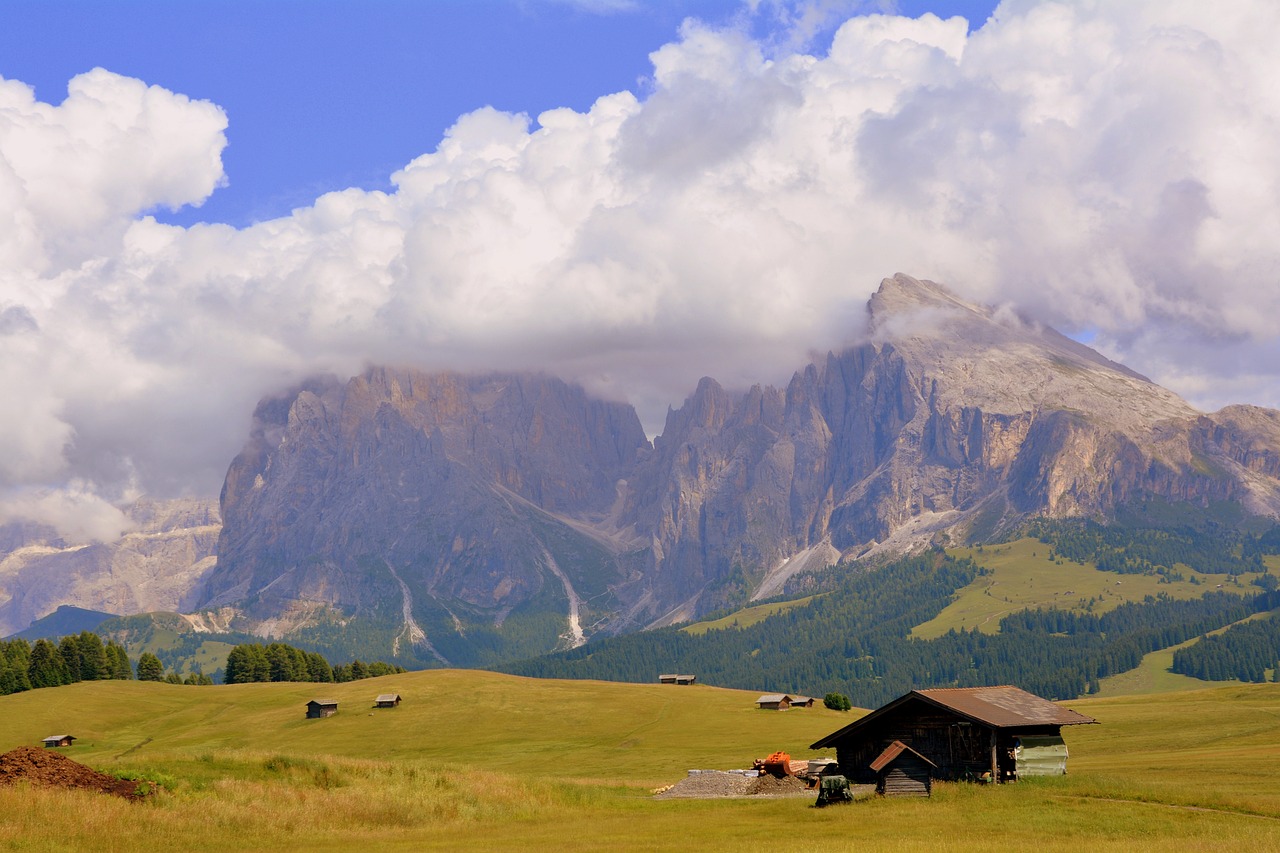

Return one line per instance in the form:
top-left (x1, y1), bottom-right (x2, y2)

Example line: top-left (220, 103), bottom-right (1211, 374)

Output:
top-left (913, 538), bottom-right (1267, 639)
top-left (681, 596), bottom-right (818, 636)
top-left (3, 673), bottom-right (1280, 850)
top-left (0, 671), bottom-right (838, 784)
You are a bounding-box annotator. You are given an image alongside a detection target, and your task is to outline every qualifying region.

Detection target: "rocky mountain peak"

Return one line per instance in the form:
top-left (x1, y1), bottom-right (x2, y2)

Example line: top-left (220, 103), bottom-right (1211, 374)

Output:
top-left (867, 272), bottom-right (981, 326)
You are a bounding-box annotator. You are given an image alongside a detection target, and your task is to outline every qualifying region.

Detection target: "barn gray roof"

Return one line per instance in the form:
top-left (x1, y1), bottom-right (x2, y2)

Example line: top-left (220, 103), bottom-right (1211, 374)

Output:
top-left (375, 694), bottom-right (401, 702)
top-left (810, 686), bottom-right (1096, 749)
top-left (757, 694), bottom-right (791, 704)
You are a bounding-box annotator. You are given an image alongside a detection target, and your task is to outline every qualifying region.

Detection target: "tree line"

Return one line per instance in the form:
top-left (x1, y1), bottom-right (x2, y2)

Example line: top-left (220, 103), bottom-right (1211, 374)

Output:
top-left (0, 631), bottom-right (133, 695)
top-left (497, 548), bottom-right (1278, 707)
top-left (0, 631), bottom-right (406, 695)
top-left (1171, 614), bottom-right (1280, 682)
top-left (1028, 517), bottom-right (1279, 578)
top-left (222, 642), bottom-right (405, 684)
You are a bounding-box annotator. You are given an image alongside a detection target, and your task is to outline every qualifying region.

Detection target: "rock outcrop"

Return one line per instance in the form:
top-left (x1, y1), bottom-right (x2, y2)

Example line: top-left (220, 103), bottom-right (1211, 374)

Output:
top-left (0, 498), bottom-right (220, 637)
top-left (202, 370), bottom-right (650, 652)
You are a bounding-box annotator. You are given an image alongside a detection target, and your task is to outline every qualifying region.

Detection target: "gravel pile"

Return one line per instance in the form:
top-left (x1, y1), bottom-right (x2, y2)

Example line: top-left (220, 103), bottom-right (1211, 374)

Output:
top-left (653, 771), bottom-right (755, 799)
top-left (654, 770), bottom-right (815, 800)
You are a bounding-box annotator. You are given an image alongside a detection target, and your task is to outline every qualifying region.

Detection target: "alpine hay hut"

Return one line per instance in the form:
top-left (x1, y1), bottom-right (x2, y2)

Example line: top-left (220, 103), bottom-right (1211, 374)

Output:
top-left (305, 699), bottom-right (339, 719)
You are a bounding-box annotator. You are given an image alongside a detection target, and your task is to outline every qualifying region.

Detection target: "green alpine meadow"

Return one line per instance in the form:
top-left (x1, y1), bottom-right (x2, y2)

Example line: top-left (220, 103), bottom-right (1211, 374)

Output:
top-left (3, 672), bottom-right (1280, 851)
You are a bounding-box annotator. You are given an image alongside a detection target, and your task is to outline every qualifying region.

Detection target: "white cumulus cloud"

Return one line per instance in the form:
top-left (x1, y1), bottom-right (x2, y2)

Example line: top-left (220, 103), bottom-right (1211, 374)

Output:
top-left (4, 1), bottom-right (1280, 542)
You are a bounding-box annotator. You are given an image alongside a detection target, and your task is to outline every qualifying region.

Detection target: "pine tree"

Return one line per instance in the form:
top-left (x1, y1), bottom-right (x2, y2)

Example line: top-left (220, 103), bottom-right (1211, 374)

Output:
top-left (76, 631), bottom-right (111, 680)
top-left (306, 652), bottom-right (334, 683)
top-left (136, 652), bottom-right (165, 682)
top-left (58, 636), bottom-right (83, 682)
top-left (27, 639), bottom-right (71, 688)
top-left (106, 642), bottom-right (133, 680)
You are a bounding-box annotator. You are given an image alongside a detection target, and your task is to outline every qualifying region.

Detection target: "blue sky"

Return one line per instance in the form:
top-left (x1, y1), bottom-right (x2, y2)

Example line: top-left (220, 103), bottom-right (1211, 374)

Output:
top-left (0, 0), bottom-right (998, 227)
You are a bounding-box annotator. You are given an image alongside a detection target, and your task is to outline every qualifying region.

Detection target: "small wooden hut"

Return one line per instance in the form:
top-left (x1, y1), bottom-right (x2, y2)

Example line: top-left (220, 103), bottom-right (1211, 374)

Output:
top-left (658, 674), bottom-right (697, 685)
top-left (871, 740), bottom-right (936, 797)
top-left (305, 699), bottom-right (339, 719)
top-left (42, 735), bottom-right (76, 748)
top-left (374, 693), bottom-right (402, 708)
top-left (756, 693), bottom-right (793, 710)
top-left (790, 696), bottom-right (816, 708)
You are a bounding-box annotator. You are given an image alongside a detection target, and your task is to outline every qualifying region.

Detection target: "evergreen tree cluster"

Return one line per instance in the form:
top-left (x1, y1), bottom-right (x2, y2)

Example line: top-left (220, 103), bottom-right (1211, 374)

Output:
top-left (134, 651), bottom-right (214, 685)
top-left (1030, 518), bottom-right (1276, 577)
top-left (223, 642), bottom-right (404, 684)
top-left (0, 631), bottom-right (133, 695)
top-left (497, 550), bottom-right (1277, 707)
top-left (1171, 614), bottom-right (1280, 682)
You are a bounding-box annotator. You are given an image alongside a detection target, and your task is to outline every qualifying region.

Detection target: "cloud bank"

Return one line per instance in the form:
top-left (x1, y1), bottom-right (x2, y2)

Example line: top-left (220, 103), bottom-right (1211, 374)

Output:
top-left (4, 0), bottom-right (1280, 541)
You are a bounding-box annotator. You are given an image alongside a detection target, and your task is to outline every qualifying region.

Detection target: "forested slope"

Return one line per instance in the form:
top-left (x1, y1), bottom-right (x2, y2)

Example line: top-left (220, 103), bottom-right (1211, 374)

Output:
top-left (501, 518), bottom-right (1280, 706)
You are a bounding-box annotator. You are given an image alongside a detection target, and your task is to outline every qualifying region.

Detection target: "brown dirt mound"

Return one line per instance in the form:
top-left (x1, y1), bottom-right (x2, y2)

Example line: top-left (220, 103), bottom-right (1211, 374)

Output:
top-left (0, 747), bottom-right (152, 800)
top-left (746, 773), bottom-right (812, 796)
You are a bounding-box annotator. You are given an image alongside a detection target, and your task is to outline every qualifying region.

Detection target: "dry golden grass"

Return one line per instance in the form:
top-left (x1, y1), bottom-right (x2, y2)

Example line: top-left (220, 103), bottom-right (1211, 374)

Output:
top-left (2, 673), bottom-right (1280, 850)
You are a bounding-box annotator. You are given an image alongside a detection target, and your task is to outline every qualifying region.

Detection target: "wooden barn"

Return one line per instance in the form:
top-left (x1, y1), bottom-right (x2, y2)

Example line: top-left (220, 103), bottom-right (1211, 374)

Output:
top-left (42, 735), bottom-right (76, 748)
top-left (810, 686), bottom-right (1096, 784)
top-left (374, 693), bottom-right (402, 708)
top-left (756, 693), bottom-right (792, 710)
top-left (871, 740), bottom-right (936, 797)
top-left (790, 696), bottom-right (816, 708)
top-left (305, 699), bottom-right (339, 719)
top-left (658, 674), bottom-right (697, 685)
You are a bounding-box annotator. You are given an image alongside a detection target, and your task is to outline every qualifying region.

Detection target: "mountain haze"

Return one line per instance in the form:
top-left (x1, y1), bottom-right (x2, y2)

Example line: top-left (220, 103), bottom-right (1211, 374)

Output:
top-left (188, 275), bottom-right (1280, 662)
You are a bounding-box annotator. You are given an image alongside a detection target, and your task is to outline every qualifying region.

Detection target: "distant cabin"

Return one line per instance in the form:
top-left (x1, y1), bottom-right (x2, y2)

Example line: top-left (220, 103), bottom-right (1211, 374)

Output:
top-left (305, 699), bottom-right (339, 719)
top-left (871, 740), bottom-right (936, 797)
top-left (374, 694), bottom-right (402, 708)
top-left (658, 674), bottom-right (697, 685)
top-left (790, 696), bottom-right (815, 708)
top-left (42, 735), bottom-right (76, 748)
top-left (757, 694), bottom-right (793, 710)
top-left (810, 685), bottom-right (1097, 784)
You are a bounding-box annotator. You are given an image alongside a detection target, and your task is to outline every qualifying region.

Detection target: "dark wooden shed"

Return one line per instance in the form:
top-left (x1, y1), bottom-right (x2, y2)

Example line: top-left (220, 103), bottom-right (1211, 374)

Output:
top-left (374, 693), bottom-right (401, 708)
top-left (871, 740), bottom-right (936, 797)
top-left (810, 686), bottom-right (1096, 784)
top-left (306, 699), bottom-right (338, 719)
top-left (42, 735), bottom-right (76, 748)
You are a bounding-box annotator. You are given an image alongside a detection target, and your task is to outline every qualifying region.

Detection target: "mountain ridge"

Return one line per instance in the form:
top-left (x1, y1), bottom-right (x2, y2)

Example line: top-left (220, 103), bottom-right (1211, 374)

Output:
top-left (187, 274), bottom-right (1280, 662)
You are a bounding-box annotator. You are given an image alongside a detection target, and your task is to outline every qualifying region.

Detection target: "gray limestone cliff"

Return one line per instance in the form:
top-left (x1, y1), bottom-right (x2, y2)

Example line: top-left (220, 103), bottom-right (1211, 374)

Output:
top-left (0, 498), bottom-right (220, 637)
top-left (198, 275), bottom-right (1280, 653)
